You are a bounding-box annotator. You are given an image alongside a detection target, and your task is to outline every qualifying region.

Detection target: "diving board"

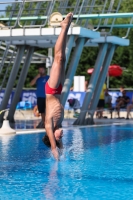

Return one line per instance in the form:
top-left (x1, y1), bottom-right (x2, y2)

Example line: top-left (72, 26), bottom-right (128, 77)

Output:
top-left (87, 36), bottom-right (129, 47)
top-left (0, 27), bottom-right (100, 47)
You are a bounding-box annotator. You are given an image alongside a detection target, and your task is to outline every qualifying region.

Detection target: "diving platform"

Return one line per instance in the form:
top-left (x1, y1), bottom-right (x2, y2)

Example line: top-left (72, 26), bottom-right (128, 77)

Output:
top-left (87, 36), bottom-right (129, 47)
top-left (0, 27), bottom-right (100, 47)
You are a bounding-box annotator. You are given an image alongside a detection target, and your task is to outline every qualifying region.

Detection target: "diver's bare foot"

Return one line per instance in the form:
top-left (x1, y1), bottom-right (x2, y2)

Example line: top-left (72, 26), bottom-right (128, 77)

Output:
top-left (60, 12), bottom-right (73, 29)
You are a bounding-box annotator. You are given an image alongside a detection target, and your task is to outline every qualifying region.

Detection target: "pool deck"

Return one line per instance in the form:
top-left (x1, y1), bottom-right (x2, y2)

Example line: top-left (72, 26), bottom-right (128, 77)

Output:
top-left (12, 109), bottom-right (133, 134)
top-left (13, 113), bottom-right (133, 134)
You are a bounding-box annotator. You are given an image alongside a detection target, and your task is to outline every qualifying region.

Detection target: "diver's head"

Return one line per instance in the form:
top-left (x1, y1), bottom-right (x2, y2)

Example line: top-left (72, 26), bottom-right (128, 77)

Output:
top-left (54, 128), bottom-right (63, 141)
top-left (42, 128), bottom-right (63, 148)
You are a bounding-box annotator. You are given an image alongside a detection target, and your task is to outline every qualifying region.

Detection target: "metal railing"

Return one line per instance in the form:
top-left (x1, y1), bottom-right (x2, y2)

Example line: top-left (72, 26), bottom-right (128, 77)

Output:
top-left (0, 43), bottom-right (17, 92)
top-left (0, 0), bottom-right (133, 38)
top-left (0, 42), bottom-right (48, 94)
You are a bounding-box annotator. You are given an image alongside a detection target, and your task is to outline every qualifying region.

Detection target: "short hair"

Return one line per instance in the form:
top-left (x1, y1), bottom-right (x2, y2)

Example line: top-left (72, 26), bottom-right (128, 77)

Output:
top-left (42, 135), bottom-right (61, 148)
top-left (36, 64), bottom-right (45, 69)
top-left (120, 86), bottom-right (124, 89)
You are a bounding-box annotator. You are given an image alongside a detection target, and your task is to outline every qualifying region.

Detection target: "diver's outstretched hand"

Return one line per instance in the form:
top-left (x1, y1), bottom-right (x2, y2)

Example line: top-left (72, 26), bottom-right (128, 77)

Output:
top-left (52, 148), bottom-right (60, 161)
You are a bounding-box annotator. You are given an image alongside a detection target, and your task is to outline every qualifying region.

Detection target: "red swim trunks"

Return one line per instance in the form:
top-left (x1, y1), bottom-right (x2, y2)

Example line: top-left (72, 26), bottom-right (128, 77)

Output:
top-left (45, 82), bottom-right (62, 95)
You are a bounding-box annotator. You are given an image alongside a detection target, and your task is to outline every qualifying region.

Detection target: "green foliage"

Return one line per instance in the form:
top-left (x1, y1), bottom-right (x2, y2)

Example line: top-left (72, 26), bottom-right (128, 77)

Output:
top-left (2, 0), bottom-right (133, 89)
top-left (76, 47), bottom-right (99, 82)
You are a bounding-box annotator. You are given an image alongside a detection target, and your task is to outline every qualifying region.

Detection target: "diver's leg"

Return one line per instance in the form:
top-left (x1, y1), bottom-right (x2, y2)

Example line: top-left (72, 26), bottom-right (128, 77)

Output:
top-left (48, 13), bottom-right (73, 88)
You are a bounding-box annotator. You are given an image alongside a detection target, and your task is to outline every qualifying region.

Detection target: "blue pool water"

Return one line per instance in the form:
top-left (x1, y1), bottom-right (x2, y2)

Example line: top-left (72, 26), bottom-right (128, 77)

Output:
top-left (0, 124), bottom-right (133, 199)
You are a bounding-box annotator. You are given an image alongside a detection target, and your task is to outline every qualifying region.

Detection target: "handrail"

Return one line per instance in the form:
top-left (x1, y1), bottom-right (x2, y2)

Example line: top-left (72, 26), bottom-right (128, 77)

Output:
top-left (0, 0), bottom-right (62, 30)
top-left (109, 0), bottom-right (122, 34)
top-left (17, 0), bottom-right (56, 29)
top-left (0, 0), bottom-right (62, 3)
top-left (3, 1), bottom-right (25, 36)
top-left (0, 45), bottom-right (10, 74)
top-left (0, 0), bottom-right (132, 38)
top-left (0, 46), bottom-right (17, 93)
top-left (93, 0), bottom-right (108, 31)
top-left (123, 17), bottom-right (133, 39)
top-left (74, 0), bottom-right (86, 25)
top-left (93, 24), bottom-right (133, 28)
top-left (1, 13), bottom-right (133, 23)
top-left (0, 43), bottom-right (48, 64)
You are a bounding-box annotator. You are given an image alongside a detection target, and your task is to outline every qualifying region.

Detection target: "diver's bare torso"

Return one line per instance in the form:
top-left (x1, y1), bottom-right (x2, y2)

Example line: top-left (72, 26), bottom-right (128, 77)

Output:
top-left (45, 94), bottom-right (64, 128)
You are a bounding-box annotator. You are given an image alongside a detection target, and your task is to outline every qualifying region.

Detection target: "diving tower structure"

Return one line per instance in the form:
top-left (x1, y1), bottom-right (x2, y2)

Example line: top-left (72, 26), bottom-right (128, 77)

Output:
top-left (0, 0), bottom-right (132, 125)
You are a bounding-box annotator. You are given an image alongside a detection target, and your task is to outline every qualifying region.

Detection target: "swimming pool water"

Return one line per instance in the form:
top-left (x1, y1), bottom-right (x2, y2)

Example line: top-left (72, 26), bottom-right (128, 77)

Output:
top-left (0, 124), bottom-right (133, 200)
